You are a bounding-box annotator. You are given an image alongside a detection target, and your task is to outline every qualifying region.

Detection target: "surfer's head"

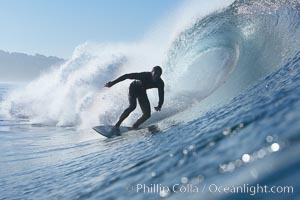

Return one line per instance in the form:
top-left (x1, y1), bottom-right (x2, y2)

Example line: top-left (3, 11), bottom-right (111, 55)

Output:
top-left (152, 66), bottom-right (162, 82)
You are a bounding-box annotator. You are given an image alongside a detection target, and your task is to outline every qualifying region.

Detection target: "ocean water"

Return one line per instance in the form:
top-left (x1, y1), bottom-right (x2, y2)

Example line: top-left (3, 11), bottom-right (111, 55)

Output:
top-left (1, 0), bottom-right (300, 199)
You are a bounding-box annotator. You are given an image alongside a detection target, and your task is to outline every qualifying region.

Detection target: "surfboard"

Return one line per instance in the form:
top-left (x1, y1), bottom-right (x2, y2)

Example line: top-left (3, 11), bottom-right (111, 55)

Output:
top-left (93, 125), bottom-right (131, 138)
top-left (93, 124), bottom-right (160, 138)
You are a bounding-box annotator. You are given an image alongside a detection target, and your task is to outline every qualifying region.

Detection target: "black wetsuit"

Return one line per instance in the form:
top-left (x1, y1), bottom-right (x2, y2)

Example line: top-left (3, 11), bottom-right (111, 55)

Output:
top-left (113, 72), bottom-right (164, 128)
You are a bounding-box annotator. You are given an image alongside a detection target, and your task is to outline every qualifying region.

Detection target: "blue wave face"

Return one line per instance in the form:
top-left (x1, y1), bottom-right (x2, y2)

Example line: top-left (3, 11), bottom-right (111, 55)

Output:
top-left (164, 0), bottom-right (300, 102)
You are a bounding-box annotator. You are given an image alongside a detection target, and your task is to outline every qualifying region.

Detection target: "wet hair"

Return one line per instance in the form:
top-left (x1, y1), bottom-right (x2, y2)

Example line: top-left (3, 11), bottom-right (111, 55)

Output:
top-left (152, 66), bottom-right (162, 75)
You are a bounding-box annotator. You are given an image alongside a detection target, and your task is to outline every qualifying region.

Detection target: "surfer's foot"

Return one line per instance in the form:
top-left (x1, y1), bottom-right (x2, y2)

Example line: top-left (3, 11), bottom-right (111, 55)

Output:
top-left (112, 126), bottom-right (120, 135)
top-left (131, 124), bottom-right (139, 130)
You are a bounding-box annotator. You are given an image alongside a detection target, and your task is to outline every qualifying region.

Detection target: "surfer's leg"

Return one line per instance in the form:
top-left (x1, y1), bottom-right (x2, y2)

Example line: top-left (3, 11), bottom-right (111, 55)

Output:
top-left (115, 95), bottom-right (137, 128)
top-left (132, 93), bottom-right (151, 129)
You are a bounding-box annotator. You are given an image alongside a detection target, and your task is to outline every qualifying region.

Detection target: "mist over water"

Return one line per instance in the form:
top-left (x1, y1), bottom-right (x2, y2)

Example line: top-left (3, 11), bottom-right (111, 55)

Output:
top-left (1, 0), bottom-right (299, 129)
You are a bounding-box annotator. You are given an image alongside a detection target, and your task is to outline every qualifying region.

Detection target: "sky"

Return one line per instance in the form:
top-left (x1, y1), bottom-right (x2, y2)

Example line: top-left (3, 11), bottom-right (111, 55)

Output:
top-left (0, 0), bottom-right (181, 59)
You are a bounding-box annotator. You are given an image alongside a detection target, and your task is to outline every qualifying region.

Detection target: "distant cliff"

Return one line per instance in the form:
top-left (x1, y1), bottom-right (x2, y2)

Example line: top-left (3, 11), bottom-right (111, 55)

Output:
top-left (0, 50), bottom-right (65, 82)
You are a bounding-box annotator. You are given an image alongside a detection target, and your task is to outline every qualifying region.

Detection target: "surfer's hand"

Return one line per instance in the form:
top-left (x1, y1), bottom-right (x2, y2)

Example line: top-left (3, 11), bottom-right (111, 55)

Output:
top-left (154, 106), bottom-right (161, 111)
top-left (105, 81), bottom-right (114, 88)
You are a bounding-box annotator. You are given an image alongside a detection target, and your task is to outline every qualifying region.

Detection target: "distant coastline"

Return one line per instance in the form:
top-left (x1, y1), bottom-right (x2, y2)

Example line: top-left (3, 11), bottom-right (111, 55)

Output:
top-left (0, 50), bottom-right (65, 83)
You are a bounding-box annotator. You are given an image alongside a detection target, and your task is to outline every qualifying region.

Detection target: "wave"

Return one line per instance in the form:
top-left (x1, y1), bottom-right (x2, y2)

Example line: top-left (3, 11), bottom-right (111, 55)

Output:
top-left (161, 0), bottom-right (300, 122)
top-left (1, 0), bottom-right (299, 128)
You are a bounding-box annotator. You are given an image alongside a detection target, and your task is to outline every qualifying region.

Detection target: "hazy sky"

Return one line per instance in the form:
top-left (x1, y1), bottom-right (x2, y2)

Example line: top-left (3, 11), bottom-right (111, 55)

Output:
top-left (0, 0), bottom-right (180, 58)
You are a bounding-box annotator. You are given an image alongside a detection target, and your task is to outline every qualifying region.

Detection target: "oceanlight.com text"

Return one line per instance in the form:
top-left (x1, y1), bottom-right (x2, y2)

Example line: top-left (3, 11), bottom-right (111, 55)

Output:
top-left (126, 183), bottom-right (293, 196)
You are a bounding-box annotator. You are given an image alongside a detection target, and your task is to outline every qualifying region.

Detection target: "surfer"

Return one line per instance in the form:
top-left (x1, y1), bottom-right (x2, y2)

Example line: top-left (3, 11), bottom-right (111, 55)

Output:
top-left (105, 66), bottom-right (164, 131)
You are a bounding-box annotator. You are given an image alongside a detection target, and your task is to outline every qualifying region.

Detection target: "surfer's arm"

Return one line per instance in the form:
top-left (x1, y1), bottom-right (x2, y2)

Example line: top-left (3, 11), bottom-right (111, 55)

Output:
top-left (155, 82), bottom-right (164, 111)
top-left (105, 73), bottom-right (142, 87)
